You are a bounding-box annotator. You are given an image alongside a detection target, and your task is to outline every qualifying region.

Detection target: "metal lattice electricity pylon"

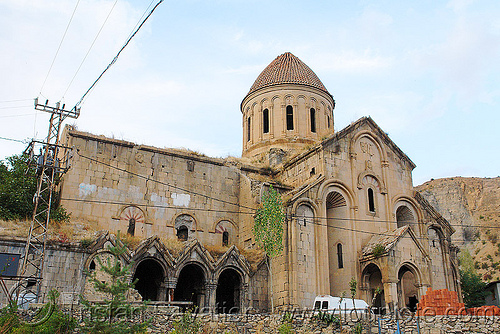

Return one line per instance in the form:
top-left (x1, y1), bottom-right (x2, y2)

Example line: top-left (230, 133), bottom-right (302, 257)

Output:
top-left (11, 99), bottom-right (80, 305)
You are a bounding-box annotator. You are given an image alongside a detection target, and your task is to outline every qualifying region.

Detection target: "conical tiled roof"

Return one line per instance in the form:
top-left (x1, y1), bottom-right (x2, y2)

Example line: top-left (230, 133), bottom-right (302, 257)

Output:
top-left (247, 52), bottom-right (330, 96)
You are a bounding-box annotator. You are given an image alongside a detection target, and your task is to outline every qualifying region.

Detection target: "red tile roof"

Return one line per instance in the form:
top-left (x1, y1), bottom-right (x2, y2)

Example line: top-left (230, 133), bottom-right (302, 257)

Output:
top-left (247, 52), bottom-right (330, 96)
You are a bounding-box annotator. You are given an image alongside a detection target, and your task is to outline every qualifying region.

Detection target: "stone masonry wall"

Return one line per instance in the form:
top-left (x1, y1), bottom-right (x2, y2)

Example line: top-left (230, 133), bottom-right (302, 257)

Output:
top-left (29, 304), bottom-right (500, 334)
top-left (0, 237), bottom-right (89, 306)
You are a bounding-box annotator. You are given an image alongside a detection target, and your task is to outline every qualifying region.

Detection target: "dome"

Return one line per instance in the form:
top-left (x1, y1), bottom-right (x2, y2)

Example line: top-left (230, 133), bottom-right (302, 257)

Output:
top-left (246, 52), bottom-right (330, 97)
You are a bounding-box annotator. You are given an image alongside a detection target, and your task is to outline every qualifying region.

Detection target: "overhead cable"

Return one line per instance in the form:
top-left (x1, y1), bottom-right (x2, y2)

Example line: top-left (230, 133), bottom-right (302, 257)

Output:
top-left (39, 0), bottom-right (81, 95)
top-left (62, 0), bottom-right (119, 99)
top-left (74, 0), bottom-right (164, 108)
top-left (0, 99), bottom-right (33, 104)
top-left (75, 149), bottom-right (255, 213)
top-left (0, 136), bottom-right (25, 143)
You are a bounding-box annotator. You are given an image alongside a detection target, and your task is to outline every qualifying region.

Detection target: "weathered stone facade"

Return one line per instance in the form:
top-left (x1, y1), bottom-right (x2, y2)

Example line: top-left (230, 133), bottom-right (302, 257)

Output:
top-left (2, 52), bottom-right (460, 313)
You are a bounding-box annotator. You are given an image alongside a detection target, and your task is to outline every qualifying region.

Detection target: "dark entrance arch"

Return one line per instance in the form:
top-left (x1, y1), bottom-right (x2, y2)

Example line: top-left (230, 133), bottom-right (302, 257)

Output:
top-left (398, 265), bottom-right (419, 311)
top-left (216, 268), bottom-right (241, 314)
top-left (362, 263), bottom-right (385, 314)
top-left (133, 259), bottom-right (164, 301)
top-left (174, 264), bottom-right (205, 310)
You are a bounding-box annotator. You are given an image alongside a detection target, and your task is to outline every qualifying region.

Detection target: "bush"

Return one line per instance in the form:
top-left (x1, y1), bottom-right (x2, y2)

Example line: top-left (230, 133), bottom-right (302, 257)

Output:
top-left (352, 322), bottom-right (363, 334)
top-left (12, 307), bottom-right (76, 334)
top-left (169, 310), bottom-right (200, 334)
top-left (278, 312), bottom-right (293, 334)
top-left (372, 244), bottom-right (385, 258)
top-left (0, 302), bottom-right (20, 333)
top-left (460, 269), bottom-right (488, 308)
top-left (0, 291), bottom-right (76, 334)
top-left (312, 311), bottom-right (340, 327)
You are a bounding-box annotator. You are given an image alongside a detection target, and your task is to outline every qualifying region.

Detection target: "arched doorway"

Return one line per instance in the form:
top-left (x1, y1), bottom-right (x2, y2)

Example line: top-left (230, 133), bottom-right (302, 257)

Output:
top-left (398, 265), bottom-right (419, 312)
top-left (216, 268), bottom-right (241, 314)
top-left (133, 259), bottom-right (164, 301)
top-left (174, 264), bottom-right (205, 310)
top-left (362, 263), bottom-right (385, 314)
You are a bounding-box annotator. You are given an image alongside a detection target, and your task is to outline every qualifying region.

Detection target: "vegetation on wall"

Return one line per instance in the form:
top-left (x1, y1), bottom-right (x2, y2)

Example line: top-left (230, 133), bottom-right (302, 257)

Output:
top-left (372, 244), bottom-right (385, 258)
top-left (0, 154), bottom-right (69, 222)
top-left (253, 184), bottom-right (285, 312)
top-left (253, 185), bottom-right (285, 258)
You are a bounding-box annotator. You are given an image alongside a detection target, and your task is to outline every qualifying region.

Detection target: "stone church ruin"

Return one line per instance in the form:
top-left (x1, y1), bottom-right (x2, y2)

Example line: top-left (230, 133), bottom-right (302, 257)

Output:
top-left (0, 52), bottom-right (460, 313)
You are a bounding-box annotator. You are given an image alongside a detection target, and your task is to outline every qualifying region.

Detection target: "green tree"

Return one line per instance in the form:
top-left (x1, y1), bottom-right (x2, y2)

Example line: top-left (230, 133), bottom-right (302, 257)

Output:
top-left (460, 269), bottom-right (488, 308)
top-left (0, 290), bottom-right (76, 334)
top-left (79, 235), bottom-right (148, 334)
top-left (0, 154), bottom-right (68, 222)
top-left (253, 184), bottom-right (285, 312)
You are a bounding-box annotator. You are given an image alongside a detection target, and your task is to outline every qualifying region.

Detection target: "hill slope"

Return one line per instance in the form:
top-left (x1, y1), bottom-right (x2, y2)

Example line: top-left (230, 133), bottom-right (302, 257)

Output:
top-left (416, 177), bottom-right (500, 281)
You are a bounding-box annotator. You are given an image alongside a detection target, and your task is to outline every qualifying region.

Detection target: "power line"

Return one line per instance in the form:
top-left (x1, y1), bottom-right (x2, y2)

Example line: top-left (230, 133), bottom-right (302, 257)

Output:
top-left (39, 0), bottom-right (81, 95)
top-left (0, 136), bottom-right (25, 143)
top-left (0, 113), bottom-right (36, 118)
top-left (0, 99), bottom-right (32, 104)
top-left (75, 149), bottom-right (494, 232)
top-left (0, 106), bottom-right (32, 111)
top-left (289, 213), bottom-right (490, 230)
top-left (56, 196), bottom-right (476, 245)
top-left (74, 0), bottom-right (164, 108)
top-left (62, 0), bottom-right (119, 99)
top-left (125, 0), bottom-right (156, 42)
top-left (60, 197), bottom-right (255, 216)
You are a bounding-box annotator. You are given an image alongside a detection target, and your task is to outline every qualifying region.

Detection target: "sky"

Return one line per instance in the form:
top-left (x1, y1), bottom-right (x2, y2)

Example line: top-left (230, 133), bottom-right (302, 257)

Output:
top-left (0, 0), bottom-right (499, 186)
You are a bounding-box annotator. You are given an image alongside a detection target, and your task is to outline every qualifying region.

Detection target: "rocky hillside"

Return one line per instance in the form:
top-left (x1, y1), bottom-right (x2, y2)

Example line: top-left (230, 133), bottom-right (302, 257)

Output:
top-left (416, 177), bottom-right (500, 281)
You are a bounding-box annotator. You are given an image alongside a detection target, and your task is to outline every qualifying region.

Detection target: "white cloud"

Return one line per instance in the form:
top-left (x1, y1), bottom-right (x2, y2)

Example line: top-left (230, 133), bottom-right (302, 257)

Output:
top-left (312, 50), bottom-right (392, 73)
top-left (358, 8), bottom-right (394, 27)
top-left (446, 0), bottom-right (477, 12)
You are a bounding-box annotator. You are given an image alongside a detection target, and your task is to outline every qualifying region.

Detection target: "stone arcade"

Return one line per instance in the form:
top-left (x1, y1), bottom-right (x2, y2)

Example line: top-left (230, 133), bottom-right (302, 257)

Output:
top-left (1, 52), bottom-right (460, 312)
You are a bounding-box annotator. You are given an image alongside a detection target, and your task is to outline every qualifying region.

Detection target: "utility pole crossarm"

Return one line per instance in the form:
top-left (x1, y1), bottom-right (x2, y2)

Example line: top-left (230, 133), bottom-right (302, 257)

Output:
top-left (34, 98), bottom-right (80, 119)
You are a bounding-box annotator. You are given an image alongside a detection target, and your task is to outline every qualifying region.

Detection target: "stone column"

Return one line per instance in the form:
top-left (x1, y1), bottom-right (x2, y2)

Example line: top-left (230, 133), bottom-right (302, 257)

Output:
top-left (240, 283), bottom-right (249, 311)
top-left (382, 279), bottom-right (399, 312)
top-left (205, 280), bottom-right (218, 313)
top-left (158, 282), bottom-right (167, 301)
top-left (165, 278), bottom-right (177, 302)
top-left (269, 105), bottom-right (275, 138)
top-left (281, 103), bottom-right (286, 134)
top-left (293, 102), bottom-right (298, 134)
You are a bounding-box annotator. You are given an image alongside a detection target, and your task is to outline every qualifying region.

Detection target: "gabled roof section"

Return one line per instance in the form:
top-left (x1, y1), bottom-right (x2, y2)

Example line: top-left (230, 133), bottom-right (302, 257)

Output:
top-left (130, 235), bottom-right (175, 267)
top-left (361, 225), bottom-right (428, 261)
top-left (86, 231), bottom-right (132, 262)
top-left (323, 116), bottom-right (416, 170)
top-left (175, 239), bottom-right (215, 271)
top-left (214, 245), bottom-right (251, 275)
top-left (246, 52), bottom-right (331, 98)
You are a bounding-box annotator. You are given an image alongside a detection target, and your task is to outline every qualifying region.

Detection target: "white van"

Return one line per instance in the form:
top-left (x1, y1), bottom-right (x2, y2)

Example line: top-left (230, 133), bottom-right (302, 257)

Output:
top-left (313, 295), bottom-right (370, 316)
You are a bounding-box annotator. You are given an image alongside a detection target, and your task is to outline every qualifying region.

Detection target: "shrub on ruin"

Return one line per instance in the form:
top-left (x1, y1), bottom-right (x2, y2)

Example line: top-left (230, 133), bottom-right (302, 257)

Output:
top-left (169, 309), bottom-right (200, 334)
top-left (79, 234), bottom-right (149, 334)
top-left (372, 244), bottom-right (385, 258)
